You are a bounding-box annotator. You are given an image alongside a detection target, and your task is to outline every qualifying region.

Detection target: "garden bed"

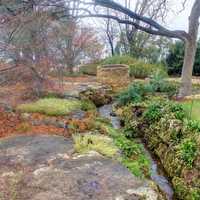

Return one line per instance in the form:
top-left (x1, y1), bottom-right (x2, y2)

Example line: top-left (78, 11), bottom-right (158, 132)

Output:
top-left (113, 75), bottom-right (200, 200)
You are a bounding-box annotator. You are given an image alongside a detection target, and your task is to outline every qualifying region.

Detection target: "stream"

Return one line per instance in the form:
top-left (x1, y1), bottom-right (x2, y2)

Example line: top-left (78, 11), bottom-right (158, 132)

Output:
top-left (99, 104), bottom-right (174, 200)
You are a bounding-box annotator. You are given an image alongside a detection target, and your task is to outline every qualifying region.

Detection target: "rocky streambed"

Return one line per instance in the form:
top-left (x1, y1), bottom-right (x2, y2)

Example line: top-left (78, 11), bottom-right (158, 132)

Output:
top-left (0, 85), bottom-right (184, 200)
top-left (99, 104), bottom-right (174, 200)
top-left (0, 100), bottom-right (166, 199)
top-left (0, 135), bottom-right (165, 200)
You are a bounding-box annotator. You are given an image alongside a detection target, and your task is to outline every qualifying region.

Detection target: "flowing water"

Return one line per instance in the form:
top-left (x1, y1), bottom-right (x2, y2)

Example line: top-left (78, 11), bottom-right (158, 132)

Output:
top-left (99, 104), bottom-right (174, 200)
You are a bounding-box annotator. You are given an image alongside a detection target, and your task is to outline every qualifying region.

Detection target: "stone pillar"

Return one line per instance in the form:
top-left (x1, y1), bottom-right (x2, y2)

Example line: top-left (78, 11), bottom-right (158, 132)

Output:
top-left (97, 64), bottom-right (130, 90)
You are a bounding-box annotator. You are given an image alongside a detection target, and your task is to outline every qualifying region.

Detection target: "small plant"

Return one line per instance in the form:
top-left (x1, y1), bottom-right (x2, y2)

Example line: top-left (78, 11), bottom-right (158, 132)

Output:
top-left (185, 119), bottom-right (200, 132)
top-left (81, 100), bottom-right (96, 111)
top-left (178, 138), bottom-right (198, 167)
top-left (115, 134), bottom-right (141, 157)
top-left (73, 133), bottom-right (118, 157)
top-left (143, 102), bottom-right (163, 123)
top-left (117, 82), bottom-right (153, 106)
top-left (168, 103), bottom-right (185, 120)
top-left (116, 136), bottom-right (150, 177)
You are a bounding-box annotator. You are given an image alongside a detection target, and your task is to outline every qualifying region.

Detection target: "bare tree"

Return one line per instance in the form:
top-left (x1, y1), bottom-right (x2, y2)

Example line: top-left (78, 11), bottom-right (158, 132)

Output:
top-left (73, 0), bottom-right (199, 97)
top-left (1, 0), bottom-right (199, 97)
top-left (124, 0), bottom-right (169, 53)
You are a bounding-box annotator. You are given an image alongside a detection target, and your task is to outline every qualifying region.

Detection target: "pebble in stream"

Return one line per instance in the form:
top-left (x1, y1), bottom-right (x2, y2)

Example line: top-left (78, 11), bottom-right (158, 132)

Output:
top-left (98, 104), bottom-right (174, 200)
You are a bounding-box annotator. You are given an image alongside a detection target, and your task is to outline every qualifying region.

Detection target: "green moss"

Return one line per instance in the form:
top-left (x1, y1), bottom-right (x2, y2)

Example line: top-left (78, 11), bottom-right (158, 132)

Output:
top-left (73, 133), bottom-right (118, 158)
top-left (17, 98), bottom-right (83, 116)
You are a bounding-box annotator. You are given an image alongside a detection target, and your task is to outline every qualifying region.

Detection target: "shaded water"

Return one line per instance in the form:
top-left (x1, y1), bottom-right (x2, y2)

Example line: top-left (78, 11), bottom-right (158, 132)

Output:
top-left (99, 104), bottom-right (174, 200)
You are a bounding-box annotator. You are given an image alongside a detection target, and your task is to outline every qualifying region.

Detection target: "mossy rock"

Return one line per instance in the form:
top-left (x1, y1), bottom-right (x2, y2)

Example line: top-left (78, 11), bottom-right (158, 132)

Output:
top-left (80, 88), bottom-right (112, 107)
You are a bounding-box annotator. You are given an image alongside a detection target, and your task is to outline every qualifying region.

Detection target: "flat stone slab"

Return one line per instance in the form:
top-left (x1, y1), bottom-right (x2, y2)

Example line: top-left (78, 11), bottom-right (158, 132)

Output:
top-left (0, 135), bottom-right (159, 200)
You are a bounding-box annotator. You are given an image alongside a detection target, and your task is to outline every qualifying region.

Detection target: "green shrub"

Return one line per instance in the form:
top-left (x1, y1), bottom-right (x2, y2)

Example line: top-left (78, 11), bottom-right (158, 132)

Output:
top-left (129, 61), bottom-right (152, 78)
top-left (80, 61), bottom-right (101, 76)
top-left (117, 82), bottom-right (153, 106)
top-left (150, 72), bottom-right (178, 97)
top-left (178, 138), bottom-right (198, 167)
top-left (129, 62), bottom-right (167, 78)
top-left (117, 73), bottom-right (177, 106)
top-left (103, 55), bottom-right (136, 66)
top-left (17, 98), bottom-right (82, 116)
top-left (143, 101), bottom-right (185, 123)
top-left (103, 55), bottom-right (167, 78)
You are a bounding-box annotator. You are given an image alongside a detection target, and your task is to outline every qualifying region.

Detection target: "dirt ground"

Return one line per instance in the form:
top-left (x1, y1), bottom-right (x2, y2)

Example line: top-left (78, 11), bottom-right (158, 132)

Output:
top-left (0, 75), bottom-right (97, 140)
top-left (0, 75), bottom-right (97, 107)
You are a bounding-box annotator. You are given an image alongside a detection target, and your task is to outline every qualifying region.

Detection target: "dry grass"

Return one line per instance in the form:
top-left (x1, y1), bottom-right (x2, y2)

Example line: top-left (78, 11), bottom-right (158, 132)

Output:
top-left (17, 98), bottom-right (82, 116)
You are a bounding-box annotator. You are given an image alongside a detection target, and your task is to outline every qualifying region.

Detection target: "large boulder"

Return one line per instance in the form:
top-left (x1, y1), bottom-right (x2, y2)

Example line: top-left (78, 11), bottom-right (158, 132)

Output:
top-left (0, 135), bottom-right (160, 200)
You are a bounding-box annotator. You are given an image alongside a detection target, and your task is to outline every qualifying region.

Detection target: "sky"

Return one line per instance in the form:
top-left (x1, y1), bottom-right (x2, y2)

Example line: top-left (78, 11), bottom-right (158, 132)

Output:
top-left (166, 0), bottom-right (194, 31)
top-left (84, 0), bottom-right (200, 40)
top-left (117, 0), bottom-right (197, 32)
top-left (113, 0), bottom-right (199, 35)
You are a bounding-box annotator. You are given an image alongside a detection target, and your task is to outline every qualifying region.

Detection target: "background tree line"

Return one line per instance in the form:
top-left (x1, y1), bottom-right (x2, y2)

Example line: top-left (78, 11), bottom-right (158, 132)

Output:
top-left (166, 39), bottom-right (200, 76)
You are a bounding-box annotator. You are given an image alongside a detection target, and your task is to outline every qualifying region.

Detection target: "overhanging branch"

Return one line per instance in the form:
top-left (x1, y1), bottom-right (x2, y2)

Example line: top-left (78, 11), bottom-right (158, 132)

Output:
top-left (94, 0), bottom-right (190, 41)
top-left (77, 13), bottom-right (189, 41)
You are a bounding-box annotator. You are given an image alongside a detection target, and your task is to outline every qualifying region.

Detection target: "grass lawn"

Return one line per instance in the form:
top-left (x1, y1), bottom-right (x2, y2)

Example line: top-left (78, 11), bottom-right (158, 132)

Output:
top-left (17, 98), bottom-right (82, 116)
top-left (181, 100), bottom-right (200, 121)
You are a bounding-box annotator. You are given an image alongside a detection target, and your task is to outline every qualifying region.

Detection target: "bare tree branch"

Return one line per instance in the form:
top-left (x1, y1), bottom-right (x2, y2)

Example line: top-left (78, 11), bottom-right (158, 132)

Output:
top-left (93, 0), bottom-right (190, 41)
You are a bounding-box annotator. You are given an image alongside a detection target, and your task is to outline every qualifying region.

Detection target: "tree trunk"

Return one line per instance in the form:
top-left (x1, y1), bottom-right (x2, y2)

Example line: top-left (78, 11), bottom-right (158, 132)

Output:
top-left (179, 0), bottom-right (200, 97)
top-left (179, 39), bottom-right (197, 97)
